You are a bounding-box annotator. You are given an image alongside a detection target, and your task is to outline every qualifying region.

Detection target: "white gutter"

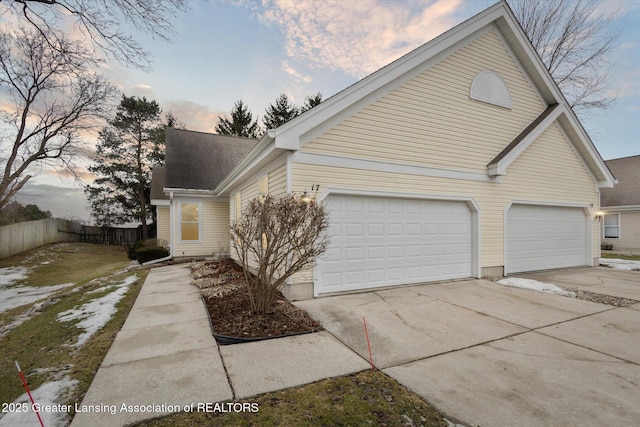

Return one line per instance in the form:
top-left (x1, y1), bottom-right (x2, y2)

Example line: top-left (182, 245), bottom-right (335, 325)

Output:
top-left (144, 190), bottom-right (174, 266)
top-left (162, 187), bottom-right (214, 196)
top-left (214, 133), bottom-right (277, 196)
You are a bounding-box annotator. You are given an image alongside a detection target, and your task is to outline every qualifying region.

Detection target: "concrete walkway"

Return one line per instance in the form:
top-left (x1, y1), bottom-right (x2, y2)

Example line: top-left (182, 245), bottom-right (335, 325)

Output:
top-left (71, 265), bottom-right (367, 427)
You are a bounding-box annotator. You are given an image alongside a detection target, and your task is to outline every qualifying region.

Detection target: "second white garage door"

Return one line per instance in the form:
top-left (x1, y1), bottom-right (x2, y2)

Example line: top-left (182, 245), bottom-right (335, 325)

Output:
top-left (315, 195), bottom-right (473, 295)
top-left (506, 204), bottom-right (589, 274)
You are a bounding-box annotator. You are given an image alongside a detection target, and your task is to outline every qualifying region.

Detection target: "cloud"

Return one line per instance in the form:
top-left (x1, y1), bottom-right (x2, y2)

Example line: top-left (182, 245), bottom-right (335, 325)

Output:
top-left (163, 100), bottom-right (222, 133)
top-left (256, 0), bottom-right (463, 78)
top-left (282, 60), bottom-right (313, 83)
top-left (130, 84), bottom-right (155, 97)
top-left (14, 181), bottom-right (91, 222)
top-left (616, 67), bottom-right (640, 98)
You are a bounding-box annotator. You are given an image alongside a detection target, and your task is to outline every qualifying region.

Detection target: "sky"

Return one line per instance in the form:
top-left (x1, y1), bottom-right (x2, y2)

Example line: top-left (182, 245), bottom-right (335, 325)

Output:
top-left (5, 0), bottom-right (640, 223)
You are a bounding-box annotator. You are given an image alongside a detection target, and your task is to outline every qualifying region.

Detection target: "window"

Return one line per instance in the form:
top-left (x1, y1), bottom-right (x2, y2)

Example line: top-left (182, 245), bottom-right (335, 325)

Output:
top-left (603, 214), bottom-right (620, 239)
top-left (181, 202), bottom-right (200, 241)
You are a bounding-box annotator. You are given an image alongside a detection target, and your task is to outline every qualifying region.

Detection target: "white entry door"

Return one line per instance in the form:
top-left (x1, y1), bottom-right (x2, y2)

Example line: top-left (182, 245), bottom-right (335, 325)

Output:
top-left (506, 204), bottom-right (589, 274)
top-left (315, 195), bottom-right (473, 295)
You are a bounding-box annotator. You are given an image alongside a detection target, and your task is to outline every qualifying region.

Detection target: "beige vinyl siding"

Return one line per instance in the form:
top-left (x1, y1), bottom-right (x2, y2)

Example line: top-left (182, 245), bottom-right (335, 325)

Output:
top-left (268, 165), bottom-right (287, 196)
top-left (173, 198), bottom-right (230, 257)
top-left (302, 29), bottom-right (545, 173)
top-left (156, 206), bottom-right (170, 247)
top-left (231, 177), bottom-right (267, 267)
top-left (228, 164), bottom-right (289, 265)
top-left (229, 192), bottom-right (241, 262)
top-left (291, 122), bottom-right (599, 268)
top-left (240, 182), bottom-right (259, 211)
top-left (603, 211), bottom-right (640, 250)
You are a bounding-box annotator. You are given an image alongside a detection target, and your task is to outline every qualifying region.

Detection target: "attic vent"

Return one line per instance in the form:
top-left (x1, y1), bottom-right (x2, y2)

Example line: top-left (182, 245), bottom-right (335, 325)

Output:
top-left (470, 71), bottom-right (512, 109)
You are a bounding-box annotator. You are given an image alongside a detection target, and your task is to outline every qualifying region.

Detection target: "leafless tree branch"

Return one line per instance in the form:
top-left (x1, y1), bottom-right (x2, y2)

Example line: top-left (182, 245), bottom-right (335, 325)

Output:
top-left (0, 27), bottom-right (117, 211)
top-left (3, 0), bottom-right (186, 70)
top-left (510, 0), bottom-right (619, 114)
top-left (231, 193), bottom-right (330, 314)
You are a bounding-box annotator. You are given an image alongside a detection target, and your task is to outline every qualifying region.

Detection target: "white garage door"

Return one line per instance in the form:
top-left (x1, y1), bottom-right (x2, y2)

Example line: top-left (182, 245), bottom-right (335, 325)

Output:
top-left (506, 204), bottom-right (589, 274)
top-left (315, 195), bottom-right (472, 295)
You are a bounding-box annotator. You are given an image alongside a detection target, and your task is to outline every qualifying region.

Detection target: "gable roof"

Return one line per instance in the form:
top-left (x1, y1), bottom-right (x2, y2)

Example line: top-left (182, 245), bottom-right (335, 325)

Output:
top-left (165, 128), bottom-right (256, 192)
top-left (150, 166), bottom-right (167, 200)
top-left (216, 0), bottom-right (614, 193)
top-left (601, 155), bottom-right (640, 207)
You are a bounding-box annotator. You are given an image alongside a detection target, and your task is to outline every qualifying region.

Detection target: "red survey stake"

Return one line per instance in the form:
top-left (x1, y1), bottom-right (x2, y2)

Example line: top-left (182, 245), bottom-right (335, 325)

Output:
top-left (15, 361), bottom-right (45, 427)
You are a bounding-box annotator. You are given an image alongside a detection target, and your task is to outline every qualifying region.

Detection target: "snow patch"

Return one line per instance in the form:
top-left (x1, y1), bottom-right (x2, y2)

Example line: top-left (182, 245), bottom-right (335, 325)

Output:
top-left (599, 258), bottom-right (640, 271)
top-left (496, 278), bottom-right (575, 297)
top-left (57, 275), bottom-right (137, 347)
top-left (0, 266), bottom-right (30, 286)
top-left (0, 377), bottom-right (78, 427)
top-left (0, 283), bottom-right (74, 315)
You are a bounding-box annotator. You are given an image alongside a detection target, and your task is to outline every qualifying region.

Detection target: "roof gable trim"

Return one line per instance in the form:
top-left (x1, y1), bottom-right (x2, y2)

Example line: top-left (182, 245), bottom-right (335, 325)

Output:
top-left (488, 103), bottom-right (562, 176)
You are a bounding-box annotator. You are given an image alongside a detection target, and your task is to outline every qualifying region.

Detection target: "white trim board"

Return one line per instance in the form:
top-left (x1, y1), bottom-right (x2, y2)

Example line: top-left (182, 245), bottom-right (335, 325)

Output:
top-left (292, 152), bottom-right (501, 183)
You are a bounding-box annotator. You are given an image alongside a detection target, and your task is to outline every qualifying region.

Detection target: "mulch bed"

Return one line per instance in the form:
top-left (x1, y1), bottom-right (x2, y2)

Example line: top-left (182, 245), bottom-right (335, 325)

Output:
top-left (191, 259), bottom-right (320, 339)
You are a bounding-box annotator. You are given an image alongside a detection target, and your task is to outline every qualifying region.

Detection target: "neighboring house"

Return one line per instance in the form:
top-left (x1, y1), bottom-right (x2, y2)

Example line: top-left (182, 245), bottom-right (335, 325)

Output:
top-left (600, 155), bottom-right (640, 251)
top-left (152, 1), bottom-right (615, 300)
top-left (150, 129), bottom-right (256, 257)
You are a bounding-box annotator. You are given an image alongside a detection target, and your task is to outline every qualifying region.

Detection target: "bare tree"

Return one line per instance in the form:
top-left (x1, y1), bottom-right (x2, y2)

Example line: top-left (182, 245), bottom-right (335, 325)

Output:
top-left (510, 0), bottom-right (619, 113)
top-left (231, 193), bottom-right (330, 314)
top-left (0, 28), bottom-right (117, 211)
top-left (1, 0), bottom-right (186, 70)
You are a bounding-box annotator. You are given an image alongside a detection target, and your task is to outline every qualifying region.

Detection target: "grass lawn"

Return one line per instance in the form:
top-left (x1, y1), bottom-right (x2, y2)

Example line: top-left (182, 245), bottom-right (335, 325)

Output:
top-left (135, 370), bottom-right (448, 427)
top-left (600, 253), bottom-right (640, 261)
top-left (0, 243), bottom-right (146, 417)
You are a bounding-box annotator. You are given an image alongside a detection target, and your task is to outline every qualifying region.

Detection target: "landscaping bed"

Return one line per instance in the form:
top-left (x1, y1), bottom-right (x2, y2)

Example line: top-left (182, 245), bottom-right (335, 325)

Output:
top-left (191, 259), bottom-right (321, 340)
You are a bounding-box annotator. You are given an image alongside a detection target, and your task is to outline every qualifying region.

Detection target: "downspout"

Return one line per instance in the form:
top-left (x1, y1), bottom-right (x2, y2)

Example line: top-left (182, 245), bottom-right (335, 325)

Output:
top-left (143, 191), bottom-right (174, 266)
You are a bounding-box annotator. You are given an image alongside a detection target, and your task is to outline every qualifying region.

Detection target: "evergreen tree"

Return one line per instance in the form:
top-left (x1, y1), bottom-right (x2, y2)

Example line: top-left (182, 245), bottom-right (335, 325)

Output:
top-left (262, 93), bottom-right (300, 130)
top-left (301, 92), bottom-right (322, 113)
top-left (215, 100), bottom-right (260, 138)
top-left (85, 95), bottom-right (175, 240)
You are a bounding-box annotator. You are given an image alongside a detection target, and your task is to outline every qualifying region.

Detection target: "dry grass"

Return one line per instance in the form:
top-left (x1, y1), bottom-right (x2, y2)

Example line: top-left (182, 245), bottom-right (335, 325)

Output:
top-left (134, 370), bottom-right (448, 427)
top-left (0, 243), bottom-right (146, 415)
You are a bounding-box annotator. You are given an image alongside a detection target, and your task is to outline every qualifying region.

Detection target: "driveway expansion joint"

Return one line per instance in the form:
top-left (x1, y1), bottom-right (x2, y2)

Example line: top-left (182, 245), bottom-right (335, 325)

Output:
top-left (216, 341), bottom-right (237, 400)
top-left (382, 303), bottom-right (624, 370)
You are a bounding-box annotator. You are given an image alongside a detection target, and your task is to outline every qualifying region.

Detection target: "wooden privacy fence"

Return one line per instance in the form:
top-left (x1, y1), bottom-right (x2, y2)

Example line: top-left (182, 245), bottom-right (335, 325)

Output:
top-left (0, 219), bottom-right (142, 258)
top-left (81, 226), bottom-right (141, 246)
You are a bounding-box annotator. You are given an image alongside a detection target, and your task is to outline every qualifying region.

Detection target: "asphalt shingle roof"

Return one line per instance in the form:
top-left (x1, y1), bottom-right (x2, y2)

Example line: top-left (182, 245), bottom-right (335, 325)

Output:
top-left (150, 166), bottom-right (167, 200)
top-left (164, 128), bottom-right (256, 191)
top-left (601, 155), bottom-right (640, 207)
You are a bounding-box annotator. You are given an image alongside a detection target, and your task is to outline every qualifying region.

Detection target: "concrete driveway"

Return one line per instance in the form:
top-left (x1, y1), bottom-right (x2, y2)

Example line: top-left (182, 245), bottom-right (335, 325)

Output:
top-left (295, 268), bottom-right (640, 426)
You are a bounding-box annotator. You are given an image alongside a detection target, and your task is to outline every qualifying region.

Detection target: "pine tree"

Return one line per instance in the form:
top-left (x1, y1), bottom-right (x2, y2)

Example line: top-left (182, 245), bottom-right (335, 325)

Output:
top-left (85, 95), bottom-right (173, 240)
top-left (262, 93), bottom-right (300, 130)
top-left (301, 92), bottom-right (322, 113)
top-left (215, 100), bottom-right (260, 138)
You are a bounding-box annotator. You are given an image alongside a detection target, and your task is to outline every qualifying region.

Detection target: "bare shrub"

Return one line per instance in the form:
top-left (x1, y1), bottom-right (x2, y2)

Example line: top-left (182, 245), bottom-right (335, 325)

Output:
top-left (231, 193), bottom-right (329, 314)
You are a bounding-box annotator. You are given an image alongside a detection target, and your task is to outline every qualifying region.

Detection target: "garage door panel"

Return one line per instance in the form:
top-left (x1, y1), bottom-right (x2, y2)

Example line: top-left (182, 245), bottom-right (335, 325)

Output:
top-left (407, 245), bottom-right (422, 257)
top-left (506, 204), bottom-right (588, 274)
top-left (368, 223), bottom-right (384, 236)
top-left (316, 195), bottom-right (473, 294)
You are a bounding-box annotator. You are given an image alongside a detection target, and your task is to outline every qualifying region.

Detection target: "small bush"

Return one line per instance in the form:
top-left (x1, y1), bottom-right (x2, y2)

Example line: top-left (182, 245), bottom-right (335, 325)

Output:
top-left (127, 240), bottom-right (145, 260)
top-left (231, 193), bottom-right (329, 314)
top-left (135, 246), bottom-right (169, 264)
